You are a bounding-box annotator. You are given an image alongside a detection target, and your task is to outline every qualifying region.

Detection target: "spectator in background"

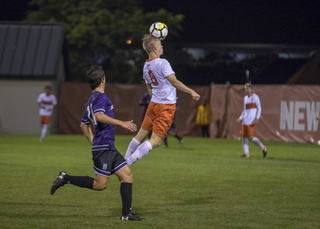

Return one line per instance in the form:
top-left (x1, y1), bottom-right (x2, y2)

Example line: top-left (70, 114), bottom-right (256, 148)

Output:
top-left (196, 99), bottom-right (212, 138)
top-left (37, 85), bottom-right (57, 142)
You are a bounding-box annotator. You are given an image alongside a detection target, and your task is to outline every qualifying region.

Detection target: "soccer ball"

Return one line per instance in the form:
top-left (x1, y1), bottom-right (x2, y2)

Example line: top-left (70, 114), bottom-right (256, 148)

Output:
top-left (149, 22), bottom-right (168, 40)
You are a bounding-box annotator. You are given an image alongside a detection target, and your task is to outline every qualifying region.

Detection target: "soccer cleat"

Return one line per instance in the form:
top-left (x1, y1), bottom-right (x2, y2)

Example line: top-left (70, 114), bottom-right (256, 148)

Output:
top-left (240, 154), bottom-right (250, 158)
top-left (120, 213), bottom-right (144, 221)
top-left (263, 146), bottom-right (267, 157)
top-left (51, 171), bottom-right (67, 195)
top-left (179, 139), bottom-right (184, 147)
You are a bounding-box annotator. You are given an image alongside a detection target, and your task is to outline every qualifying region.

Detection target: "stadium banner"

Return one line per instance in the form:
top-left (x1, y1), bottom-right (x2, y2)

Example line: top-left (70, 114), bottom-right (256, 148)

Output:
top-left (211, 84), bottom-right (320, 143)
top-left (60, 83), bottom-right (320, 143)
top-left (60, 83), bottom-right (147, 135)
top-left (59, 83), bottom-right (210, 136)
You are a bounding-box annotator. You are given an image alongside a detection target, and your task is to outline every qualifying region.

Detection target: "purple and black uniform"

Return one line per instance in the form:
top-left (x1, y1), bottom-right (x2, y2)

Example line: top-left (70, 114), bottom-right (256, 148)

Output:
top-left (139, 92), bottom-right (151, 121)
top-left (81, 91), bottom-right (127, 177)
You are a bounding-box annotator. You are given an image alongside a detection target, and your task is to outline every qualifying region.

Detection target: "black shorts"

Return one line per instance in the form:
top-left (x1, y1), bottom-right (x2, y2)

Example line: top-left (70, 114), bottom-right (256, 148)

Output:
top-left (92, 149), bottom-right (127, 177)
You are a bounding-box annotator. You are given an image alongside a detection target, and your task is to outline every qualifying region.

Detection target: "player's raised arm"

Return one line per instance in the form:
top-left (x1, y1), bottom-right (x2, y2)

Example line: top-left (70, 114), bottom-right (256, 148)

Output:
top-left (166, 74), bottom-right (200, 101)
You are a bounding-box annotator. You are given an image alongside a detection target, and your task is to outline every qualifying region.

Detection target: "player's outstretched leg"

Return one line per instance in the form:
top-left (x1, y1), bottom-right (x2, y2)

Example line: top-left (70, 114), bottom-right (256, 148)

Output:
top-left (51, 171), bottom-right (67, 195)
top-left (125, 138), bottom-right (141, 159)
top-left (126, 141), bottom-right (153, 166)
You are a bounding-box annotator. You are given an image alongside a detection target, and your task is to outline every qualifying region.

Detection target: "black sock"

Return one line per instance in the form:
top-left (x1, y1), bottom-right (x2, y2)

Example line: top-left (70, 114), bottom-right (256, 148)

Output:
top-left (120, 182), bottom-right (132, 216)
top-left (64, 175), bottom-right (94, 189)
top-left (174, 134), bottom-right (182, 141)
top-left (164, 137), bottom-right (168, 146)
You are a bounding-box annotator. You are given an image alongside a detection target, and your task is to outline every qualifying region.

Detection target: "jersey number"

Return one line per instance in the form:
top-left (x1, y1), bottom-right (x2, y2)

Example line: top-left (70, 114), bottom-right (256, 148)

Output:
top-left (87, 103), bottom-right (97, 126)
top-left (148, 70), bottom-right (158, 86)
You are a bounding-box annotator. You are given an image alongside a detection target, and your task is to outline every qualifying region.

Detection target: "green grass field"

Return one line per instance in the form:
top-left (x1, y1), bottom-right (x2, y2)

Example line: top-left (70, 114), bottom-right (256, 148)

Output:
top-left (0, 135), bottom-right (319, 229)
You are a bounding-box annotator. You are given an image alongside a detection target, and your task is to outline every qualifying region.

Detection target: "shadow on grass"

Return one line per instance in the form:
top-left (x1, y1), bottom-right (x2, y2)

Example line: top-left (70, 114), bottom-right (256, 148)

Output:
top-left (171, 147), bottom-right (197, 151)
top-left (176, 196), bottom-right (216, 206)
top-left (0, 163), bottom-right (29, 167)
top-left (0, 201), bottom-right (81, 208)
top-left (266, 157), bottom-right (320, 164)
top-left (108, 207), bottom-right (158, 218)
top-left (0, 212), bottom-right (83, 219)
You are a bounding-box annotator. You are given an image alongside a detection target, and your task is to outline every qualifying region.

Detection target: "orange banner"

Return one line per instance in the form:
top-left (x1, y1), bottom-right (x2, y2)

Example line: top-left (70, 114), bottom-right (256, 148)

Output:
top-left (59, 83), bottom-right (320, 143)
top-left (59, 83), bottom-right (210, 137)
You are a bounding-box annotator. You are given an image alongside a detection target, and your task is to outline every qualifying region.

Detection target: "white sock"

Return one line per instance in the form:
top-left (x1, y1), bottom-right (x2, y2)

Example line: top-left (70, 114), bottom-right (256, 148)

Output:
top-left (125, 138), bottom-right (141, 159)
top-left (243, 138), bottom-right (249, 155)
top-left (252, 137), bottom-right (264, 150)
top-left (41, 124), bottom-right (48, 139)
top-left (126, 141), bottom-right (153, 166)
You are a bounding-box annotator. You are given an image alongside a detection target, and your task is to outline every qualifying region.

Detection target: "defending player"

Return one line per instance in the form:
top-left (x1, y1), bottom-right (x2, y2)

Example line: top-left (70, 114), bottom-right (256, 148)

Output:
top-left (50, 66), bottom-right (143, 221)
top-left (125, 34), bottom-right (200, 165)
top-left (237, 83), bottom-right (267, 158)
top-left (37, 85), bottom-right (57, 142)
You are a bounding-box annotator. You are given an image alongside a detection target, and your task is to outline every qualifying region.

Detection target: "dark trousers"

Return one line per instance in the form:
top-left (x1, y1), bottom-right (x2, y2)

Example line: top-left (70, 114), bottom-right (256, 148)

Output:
top-left (201, 125), bottom-right (210, 138)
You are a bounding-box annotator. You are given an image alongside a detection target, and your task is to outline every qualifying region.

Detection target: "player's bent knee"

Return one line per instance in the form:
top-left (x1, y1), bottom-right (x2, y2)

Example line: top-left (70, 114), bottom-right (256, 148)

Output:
top-left (153, 141), bottom-right (161, 148)
top-left (149, 139), bottom-right (161, 149)
top-left (93, 180), bottom-right (109, 191)
top-left (117, 166), bottom-right (133, 183)
top-left (121, 173), bottom-right (133, 183)
top-left (95, 183), bottom-right (108, 191)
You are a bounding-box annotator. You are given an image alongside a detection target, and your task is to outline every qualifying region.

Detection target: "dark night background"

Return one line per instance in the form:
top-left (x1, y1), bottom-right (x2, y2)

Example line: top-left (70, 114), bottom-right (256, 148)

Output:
top-left (1, 0), bottom-right (320, 44)
top-left (1, 0), bottom-right (320, 85)
top-left (146, 0), bottom-right (320, 45)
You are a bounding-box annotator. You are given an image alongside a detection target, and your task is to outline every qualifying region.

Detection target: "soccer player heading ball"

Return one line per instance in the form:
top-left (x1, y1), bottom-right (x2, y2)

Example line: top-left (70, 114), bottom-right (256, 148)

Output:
top-left (125, 34), bottom-right (200, 165)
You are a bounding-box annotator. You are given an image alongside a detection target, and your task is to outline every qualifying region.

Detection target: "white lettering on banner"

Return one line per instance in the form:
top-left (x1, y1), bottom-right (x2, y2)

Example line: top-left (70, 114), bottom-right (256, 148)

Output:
top-left (294, 101), bottom-right (305, 131)
top-left (280, 101), bottom-right (294, 130)
top-left (280, 101), bottom-right (319, 132)
top-left (306, 102), bottom-right (319, 132)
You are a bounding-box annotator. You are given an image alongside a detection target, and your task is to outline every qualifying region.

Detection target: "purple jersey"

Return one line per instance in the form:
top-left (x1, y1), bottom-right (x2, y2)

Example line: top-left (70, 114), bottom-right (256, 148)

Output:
top-left (81, 91), bottom-right (116, 150)
top-left (139, 92), bottom-right (151, 120)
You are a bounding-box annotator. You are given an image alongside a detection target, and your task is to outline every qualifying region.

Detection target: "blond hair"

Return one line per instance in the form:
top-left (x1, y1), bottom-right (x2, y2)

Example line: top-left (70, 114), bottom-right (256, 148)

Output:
top-left (142, 34), bottom-right (160, 54)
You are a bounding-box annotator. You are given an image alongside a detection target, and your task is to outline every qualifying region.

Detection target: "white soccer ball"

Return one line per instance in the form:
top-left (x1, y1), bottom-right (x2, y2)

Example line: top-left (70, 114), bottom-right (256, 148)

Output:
top-left (149, 22), bottom-right (168, 40)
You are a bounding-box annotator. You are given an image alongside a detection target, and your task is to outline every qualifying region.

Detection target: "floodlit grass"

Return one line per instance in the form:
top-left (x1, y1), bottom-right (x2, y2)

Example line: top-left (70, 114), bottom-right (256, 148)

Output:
top-left (0, 135), bottom-right (319, 228)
